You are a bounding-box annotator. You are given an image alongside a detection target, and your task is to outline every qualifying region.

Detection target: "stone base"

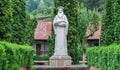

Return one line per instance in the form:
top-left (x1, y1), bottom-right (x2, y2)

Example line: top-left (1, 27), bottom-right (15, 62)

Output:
top-left (49, 55), bottom-right (71, 67)
top-left (34, 64), bottom-right (87, 70)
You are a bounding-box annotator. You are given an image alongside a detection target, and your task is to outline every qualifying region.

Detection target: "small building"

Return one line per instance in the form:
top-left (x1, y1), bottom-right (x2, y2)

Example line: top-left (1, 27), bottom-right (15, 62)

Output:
top-left (33, 21), bottom-right (51, 55)
top-left (87, 27), bottom-right (101, 47)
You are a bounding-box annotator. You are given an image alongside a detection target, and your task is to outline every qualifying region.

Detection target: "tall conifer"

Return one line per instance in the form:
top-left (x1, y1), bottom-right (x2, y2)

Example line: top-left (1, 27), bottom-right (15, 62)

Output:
top-left (0, 0), bottom-right (13, 41)
top-left (101, 0), bottom-right (120, 45)
top-left (11, 0), bottom-right (37, 45)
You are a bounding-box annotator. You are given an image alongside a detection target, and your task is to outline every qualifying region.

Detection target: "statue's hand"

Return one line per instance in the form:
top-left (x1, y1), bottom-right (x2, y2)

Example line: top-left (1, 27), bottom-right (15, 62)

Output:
top-left (60, 20), bottom-right (66, 23)
top-left (59, 22), bottom-right (66, 27)
top-left (54, 23), bottom-right (59, 26)
top-left (60, 22), bottom-right (65, 25)
top-left (57, 19), bottom-right (66, 23)
top-left (54, 20), bottom-right (66, 27)
top-left (54, 21), bottom-right (62, 25)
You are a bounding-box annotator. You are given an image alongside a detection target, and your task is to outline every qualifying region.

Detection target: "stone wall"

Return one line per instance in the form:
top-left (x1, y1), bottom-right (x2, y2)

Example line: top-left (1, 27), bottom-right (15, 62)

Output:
top-left (36, 67), bottom-right (87, 70)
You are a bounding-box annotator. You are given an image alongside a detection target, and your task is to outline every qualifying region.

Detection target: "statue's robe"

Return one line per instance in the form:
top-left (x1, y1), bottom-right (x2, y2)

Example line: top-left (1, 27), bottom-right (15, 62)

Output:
top-left (53, 15), bottom-right (69, 56)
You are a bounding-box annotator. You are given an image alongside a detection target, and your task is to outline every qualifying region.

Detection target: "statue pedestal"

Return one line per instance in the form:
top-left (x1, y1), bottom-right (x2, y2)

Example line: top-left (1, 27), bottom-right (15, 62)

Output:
top-left (49, 55), bottom-right (71, 67)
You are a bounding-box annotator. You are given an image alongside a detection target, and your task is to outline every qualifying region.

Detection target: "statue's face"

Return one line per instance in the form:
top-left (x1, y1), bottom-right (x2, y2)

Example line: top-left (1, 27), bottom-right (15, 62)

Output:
top-left (58, 8), bottom-right (63, 13)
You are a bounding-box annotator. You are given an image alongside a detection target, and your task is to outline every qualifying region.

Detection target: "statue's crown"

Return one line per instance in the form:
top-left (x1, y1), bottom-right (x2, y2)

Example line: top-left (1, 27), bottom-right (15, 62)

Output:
top-left (57, 6), bottom-right (64, 10)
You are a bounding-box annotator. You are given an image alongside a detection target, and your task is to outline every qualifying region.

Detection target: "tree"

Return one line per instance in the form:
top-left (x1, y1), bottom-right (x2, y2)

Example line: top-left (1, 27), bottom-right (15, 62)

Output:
top-left (0, 0), bottom-right (13, 41)
top-left (36, 0), bottom-right (54, 16)
top-left (11, 0), bottom-right (27, 44)
top-left (24, 15), bottom-right (37, 45)
top-left (26, 0), bottom-right (38, 13)
top-left (114, 0), bottom-right (120, 44)
top-left (78, 0), bottom-right (105, 11)
top-left (43, 0), bottom-right (54, 7)
top-left (101, 0), bottom-right (120, 45)
top-left (48, 32), bottom-right (55, 57)
top-left (37, 1), bottom-right (48, 14)
top-left (11, 0), bottom-right (37, 45)
top-left (26, 0), bottom-right (54, 17)
top-left (0, 0), bottom-right (37, 45)
top-left (77, 3), bottom-right (100, 53)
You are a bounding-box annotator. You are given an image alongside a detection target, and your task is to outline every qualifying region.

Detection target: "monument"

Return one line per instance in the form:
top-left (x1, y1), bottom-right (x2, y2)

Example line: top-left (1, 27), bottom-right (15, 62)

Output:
top-left (49, 6), bottom-right (71, 67)
top-left (35, 6), bottom-right (87, 70)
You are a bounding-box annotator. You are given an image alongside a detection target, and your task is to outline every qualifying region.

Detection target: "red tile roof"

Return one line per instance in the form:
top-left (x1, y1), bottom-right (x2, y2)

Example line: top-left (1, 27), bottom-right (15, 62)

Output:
top-left (87, 26), bottom-right (101, 40)
top-left (34, 21), bottom-right (52, 40)
top-left (34, 21), bottom-right (101, 40)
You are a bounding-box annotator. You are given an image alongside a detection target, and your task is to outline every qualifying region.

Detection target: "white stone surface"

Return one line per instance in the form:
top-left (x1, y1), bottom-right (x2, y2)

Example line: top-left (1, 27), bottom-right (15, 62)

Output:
top-left (49, 6), bottom-right (71, 67)
top-left (53, 6), bottom-right (69, 56)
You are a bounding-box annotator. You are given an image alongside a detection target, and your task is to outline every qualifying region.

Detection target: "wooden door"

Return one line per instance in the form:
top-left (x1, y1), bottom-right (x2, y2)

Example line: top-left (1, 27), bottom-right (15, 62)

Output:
top-left (36, 44), bottom-right (41, 55)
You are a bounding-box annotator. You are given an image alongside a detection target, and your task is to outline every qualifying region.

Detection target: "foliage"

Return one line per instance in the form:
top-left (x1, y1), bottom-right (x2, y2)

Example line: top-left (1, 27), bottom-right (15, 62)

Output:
top-left (0, 2), bottom-right (36, 70)
top-left (114, 0), bottom-right (120, 44)
top-left (48, 35), bottom-right (55, 57)
top-left (77, 44), bottom-right (83, 61)
top-left (26, 0), bottom-right (54, 17)
top-left (11, 0), bottom-right (27, 44)
top-left (23, 15), bottom-right (37, 45)
top-left (101, 0), bottom-right (120, 45)
top-left (33, 55), bottom-right (49, 60)
top-left (87, 44), bottom-right (120, 70)
top-left (0, 0), bottom-right (37, 45)
top-left (78, 3), bottom-right (100, 52)
top-left (78, 0), bottom-right (105, 11)
top-left (0, 41), bottom-right (34, 70)
top-left (0, 0), bottom-right (13, 41)
top-left (26, 0), bottom-right (38, 13)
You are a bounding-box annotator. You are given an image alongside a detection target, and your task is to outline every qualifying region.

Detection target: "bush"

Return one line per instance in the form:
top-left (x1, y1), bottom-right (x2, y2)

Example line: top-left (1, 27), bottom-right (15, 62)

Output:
top-left (87, 44), bottom-right (120, 70)
top-left (33, 55), bottom-right (49, 60)
top-left (0, 41), bottom-right (34, 70)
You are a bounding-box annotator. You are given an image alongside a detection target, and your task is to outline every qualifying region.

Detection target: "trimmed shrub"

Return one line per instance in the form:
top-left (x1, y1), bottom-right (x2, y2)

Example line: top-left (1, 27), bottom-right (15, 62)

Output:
top-left (0, 41), bottom-right (34, 70)
top-left (33, 55), bottom-right (49, 60)
top-left (87, 44), bottom-right (120, 70)
top-left (0, 44), bottom-right (6, 70)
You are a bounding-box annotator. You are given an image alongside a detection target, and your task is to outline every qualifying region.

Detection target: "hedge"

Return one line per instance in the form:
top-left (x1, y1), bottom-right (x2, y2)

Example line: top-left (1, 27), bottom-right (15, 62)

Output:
top-left (87, 44), bottom-right (120, 70)
top-left (33, 55), bottom-right (49, 60)
top-left (0, 41), bottom-right (34, 70)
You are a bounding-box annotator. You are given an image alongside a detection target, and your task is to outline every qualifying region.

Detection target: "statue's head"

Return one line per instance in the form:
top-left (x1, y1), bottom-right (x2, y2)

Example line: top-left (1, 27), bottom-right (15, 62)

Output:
top-left (57, 6), bottom-right (64, 13)
top-left (57, 6), bottom-right (64, 17)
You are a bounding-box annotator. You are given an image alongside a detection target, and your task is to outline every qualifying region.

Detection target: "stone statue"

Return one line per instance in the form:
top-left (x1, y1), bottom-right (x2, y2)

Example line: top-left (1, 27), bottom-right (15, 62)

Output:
top-left (53, 6), bottom-right (69, 56)
top-left (50, 6), bottom-right (71, 67)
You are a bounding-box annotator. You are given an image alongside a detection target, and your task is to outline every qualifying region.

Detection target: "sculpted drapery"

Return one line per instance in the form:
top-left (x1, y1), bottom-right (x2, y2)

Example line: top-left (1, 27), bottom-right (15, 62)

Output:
top-left (53, 6), bottom-right (69, 56)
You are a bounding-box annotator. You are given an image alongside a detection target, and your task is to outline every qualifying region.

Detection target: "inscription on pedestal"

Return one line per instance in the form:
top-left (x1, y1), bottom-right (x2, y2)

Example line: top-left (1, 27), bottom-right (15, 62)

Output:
top-left (50, 56), bottom-right (71, 67)
top-left (57, 60), bottom-right (64, 67)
